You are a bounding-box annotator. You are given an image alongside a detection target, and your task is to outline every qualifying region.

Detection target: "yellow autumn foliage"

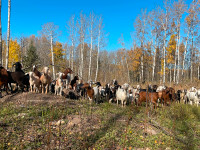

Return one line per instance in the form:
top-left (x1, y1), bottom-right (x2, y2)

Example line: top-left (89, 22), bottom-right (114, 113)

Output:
top-left (8, 39), bottom-right (21, 68)
top-left (166, 34), bottom-right (176, 64)
top-left (49, 41), bottom-right (65, 65)
top-left (128, 47), bottom-right (142, 72)
top-left (53, 41), bottom-right (65, 60)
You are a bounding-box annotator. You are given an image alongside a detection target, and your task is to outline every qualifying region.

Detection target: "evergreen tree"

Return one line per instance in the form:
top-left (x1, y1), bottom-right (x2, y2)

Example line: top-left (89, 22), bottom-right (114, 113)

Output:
top-left (23, 42), bottom-right (39, 70)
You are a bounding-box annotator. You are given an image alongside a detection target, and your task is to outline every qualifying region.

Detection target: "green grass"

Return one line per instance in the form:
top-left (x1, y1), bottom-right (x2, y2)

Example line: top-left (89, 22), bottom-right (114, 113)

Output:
top-left (0, 99), bottom-right (200, 150)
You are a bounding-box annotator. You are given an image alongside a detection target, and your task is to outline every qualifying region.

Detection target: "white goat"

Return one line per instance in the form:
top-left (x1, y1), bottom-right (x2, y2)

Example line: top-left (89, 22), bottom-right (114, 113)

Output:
top-left (156, 85), bottom-right (166, 92)
top-left (55, 72), bottom-right (64, 96)
top-left (122, 83), bottom-right (129, 91)
top-left (29, 72), bottom-right (41, 92)
top-left (186, 89), bottom-right (200, 107)
top-left (116, 87), bottom-right (127, 107)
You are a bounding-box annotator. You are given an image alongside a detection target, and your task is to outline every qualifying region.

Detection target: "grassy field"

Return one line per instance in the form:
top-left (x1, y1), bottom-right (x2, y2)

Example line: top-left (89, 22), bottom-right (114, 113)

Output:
top-left (0, 92), bottom-right (200, 150)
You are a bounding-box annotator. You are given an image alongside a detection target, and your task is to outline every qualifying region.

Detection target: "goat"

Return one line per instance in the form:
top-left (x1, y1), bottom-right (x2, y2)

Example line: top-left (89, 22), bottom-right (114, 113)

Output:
top-left (8, 62), bottom-right (29, 92)
top-left (137, 91), bottom-right (159, 109)
top-left (55, 72), bottom-right (64, 96)
top-left (29, 72), bottom-right (41, 92)
top-left (70, 76), bottom-right (79, 89)
top-left (62, 68), bottom-right (73, 89)
top-left (33, 65), bottom-right (42, 78)
top-left (116, 87), bottom-right (127, 107)
top-left (0, 66), bottom-right (9, 97)
top-left (81, 83), bottom-right (94, 101)
top-left (40, 67), bottom-right (51, 94)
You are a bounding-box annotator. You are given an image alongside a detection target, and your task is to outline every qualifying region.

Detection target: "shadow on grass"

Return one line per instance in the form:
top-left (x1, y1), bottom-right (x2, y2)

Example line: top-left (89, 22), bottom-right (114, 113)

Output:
top-left (82, 104), bottom-right (141, 148)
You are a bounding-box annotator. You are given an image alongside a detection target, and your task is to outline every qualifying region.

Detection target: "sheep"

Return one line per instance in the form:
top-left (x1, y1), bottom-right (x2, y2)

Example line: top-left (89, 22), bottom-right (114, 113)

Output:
top-left (40, 67), bottom-right (51, 94)
top-left (116, 87), bottom-right (127, 107)
top-left (55, 72), bottom-right (64, 96)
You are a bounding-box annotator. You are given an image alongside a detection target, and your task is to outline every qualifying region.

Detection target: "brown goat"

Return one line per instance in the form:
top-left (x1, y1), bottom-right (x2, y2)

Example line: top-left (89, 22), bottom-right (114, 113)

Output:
top-left (33, 65), bottom-right (42, 78)
top-left (0, 66), bottom-right (9, 97)
top-left (81, 83), bottom-right (94, 101)
top-left (137, 91), bottom-right (159, 109)
top-left (40, 67), bottom-right (51, 94)
top-left (161, 87), bottom-right (175, 106)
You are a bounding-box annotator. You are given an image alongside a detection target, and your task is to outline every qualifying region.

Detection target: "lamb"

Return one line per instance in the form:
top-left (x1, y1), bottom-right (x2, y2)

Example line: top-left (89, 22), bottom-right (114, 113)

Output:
top-left (40, 67), bottom-right (51, 94)
top-left (116, 87), bottom-right (127, 107)
top-left (55, 72), bottom-right (64, 96)
top-left (29, 72), bottom-right (41, 93)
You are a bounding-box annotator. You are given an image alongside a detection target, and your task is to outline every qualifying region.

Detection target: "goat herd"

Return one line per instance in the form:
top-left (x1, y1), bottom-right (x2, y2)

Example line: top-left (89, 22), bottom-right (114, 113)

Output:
top-left (0, 62), bottom-right (200, 108)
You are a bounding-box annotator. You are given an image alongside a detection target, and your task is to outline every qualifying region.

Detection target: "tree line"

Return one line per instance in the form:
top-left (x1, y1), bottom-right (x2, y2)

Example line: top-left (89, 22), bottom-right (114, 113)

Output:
top-left (0, 0), bottom-right (200, 85)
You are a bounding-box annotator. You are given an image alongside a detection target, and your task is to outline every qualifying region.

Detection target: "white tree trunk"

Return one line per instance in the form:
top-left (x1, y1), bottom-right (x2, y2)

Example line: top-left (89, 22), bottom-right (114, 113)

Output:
top-left (174, 54), bottom-right (177, 83)
top-left (95, 21), bottom-right (101, 82)
top-left (163, 29), bottom-right (166, 84)
top-left (80, 37), bottom-right (84, 78)
top-left (5, 0), bottom-right (11, 69)
top-left (152, 36), bottom-right (157, 82)
top-left (191, 30), bottom-right (194, 82)
top-left (182, 30), bottom-right (189, 78)
top-left (141, 54), bottom-right (144, 82)
top-left (152, 51), bottom-right (156, 81)
top-left (125, 54), bottom-right (130, 83)
top-left (50, 34), bottom-right (55, 80)
top-left (71, 39), bottom-right (74, 79)
top-left (88, 13), bottom-right (94, 81)
top-left (176, 21), bottom-right (181, 84)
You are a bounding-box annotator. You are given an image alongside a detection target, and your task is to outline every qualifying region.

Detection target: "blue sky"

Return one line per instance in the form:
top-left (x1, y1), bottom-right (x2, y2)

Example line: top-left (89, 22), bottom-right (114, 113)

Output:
top-left (1, 0), bottom-right (192, 51)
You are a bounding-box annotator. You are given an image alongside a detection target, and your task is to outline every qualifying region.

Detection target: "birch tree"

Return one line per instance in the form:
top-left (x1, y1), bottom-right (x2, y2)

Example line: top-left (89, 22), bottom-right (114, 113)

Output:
top-left (5, 0), bottom-right (11, 69)
top-left (147, 10), bottom-right (161, 82)
top-left (40, 22), bottom-right (59, 80)
top-left (68, 15), bottom-right (76, 76)
top-left (187, 0), bottom-right (200, 82)
top-left (88, 12), bottom-right (96, 81)
top-left (78, 12), bottom-right (86, 78)
top-left (173, 0), bottom-right (186, 84)
top-left (134, 10), bottom-right (147, 82)
top-left (95, 16), bottom-right (103, 82)
top-left (118, 34), bottom-right (130, 82)
top-left (158, 2), bottom-right (171, 84)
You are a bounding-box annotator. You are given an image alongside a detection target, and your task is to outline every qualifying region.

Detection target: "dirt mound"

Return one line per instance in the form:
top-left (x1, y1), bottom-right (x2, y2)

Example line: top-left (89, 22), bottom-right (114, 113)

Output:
top-left (0, 92), bottom-right (67, 106)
